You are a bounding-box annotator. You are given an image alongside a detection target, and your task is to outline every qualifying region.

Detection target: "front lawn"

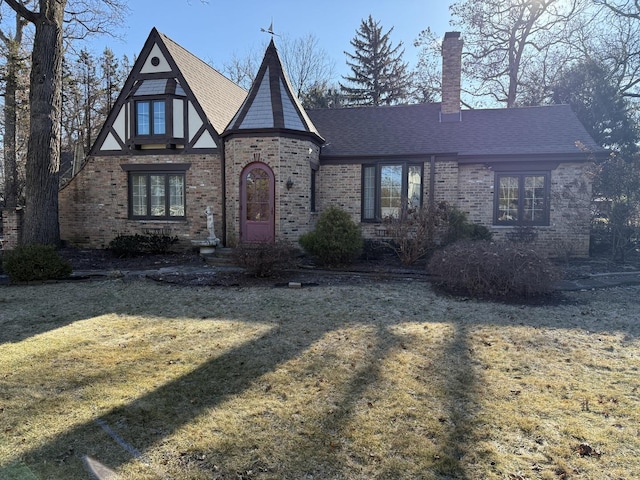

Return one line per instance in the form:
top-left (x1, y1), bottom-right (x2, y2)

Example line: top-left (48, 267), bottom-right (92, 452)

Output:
top-left (1, 279), bottom-right (639, 479)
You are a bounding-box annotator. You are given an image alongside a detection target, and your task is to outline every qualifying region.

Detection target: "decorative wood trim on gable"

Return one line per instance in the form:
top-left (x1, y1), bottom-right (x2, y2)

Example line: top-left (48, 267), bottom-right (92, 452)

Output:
top-left (90, 28), bottom-right (221, 157)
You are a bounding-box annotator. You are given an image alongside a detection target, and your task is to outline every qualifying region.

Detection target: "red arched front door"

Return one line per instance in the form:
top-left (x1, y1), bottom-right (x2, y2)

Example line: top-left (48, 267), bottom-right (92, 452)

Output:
top-left (240, 162), bottom-right (275, 243)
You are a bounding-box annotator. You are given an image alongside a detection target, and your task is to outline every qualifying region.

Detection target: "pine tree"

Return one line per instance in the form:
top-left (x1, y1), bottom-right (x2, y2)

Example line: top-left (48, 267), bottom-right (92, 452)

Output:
top-left (340, 15), bottom-right (411, 106)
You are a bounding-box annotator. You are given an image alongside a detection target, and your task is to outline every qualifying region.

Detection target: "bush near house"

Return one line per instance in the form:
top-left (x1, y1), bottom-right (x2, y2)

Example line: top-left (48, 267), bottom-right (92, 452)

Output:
top-left (108, 232), bottom-right (179, 257)
top-left (232, 241), bottom-right (298, 277)
top-left (299, 206), bottom-right (363, 266)
top-left (428, 240), bottom-right (561, 299)
top-left (383, 203), bottom-right (492, 266)
top-left (2, 244), bottom-right (72, 283)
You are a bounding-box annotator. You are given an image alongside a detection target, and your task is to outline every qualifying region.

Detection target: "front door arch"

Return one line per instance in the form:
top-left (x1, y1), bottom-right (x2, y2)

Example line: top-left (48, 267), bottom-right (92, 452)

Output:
top-left (240, 162), bottom-right (275, 243)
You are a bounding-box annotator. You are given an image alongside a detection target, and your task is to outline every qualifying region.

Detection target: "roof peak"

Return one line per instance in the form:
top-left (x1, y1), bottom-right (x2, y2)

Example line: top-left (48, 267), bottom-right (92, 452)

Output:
top-left (224, 35), bottom-right (323, 143)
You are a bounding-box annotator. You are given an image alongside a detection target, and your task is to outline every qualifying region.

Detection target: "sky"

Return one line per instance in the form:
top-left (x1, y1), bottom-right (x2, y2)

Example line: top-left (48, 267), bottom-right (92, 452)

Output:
top-left (86, 0), bottom-right (455, 83)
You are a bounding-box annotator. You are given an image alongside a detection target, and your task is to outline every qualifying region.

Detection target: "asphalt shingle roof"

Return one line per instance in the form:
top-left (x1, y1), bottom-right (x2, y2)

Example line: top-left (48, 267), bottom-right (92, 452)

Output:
top-left (159, 31), bottom-right (247, 135)
top-left (307, 103), bottom-right (604, 160)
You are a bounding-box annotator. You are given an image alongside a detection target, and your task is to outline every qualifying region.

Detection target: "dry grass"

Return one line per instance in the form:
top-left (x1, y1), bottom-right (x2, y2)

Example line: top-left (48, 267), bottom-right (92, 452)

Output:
top-left (1, 278), bottom-right (639, 479)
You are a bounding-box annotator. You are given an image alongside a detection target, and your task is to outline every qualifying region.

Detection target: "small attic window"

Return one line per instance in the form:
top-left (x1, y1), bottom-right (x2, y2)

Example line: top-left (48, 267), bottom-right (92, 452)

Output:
top-left (151, 56), bottom-right (160, 66)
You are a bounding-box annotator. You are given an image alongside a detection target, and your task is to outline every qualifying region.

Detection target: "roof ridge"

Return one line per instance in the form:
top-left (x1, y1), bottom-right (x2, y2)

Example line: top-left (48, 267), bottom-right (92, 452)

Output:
top-left (157, 30), bottom-right (246, 92)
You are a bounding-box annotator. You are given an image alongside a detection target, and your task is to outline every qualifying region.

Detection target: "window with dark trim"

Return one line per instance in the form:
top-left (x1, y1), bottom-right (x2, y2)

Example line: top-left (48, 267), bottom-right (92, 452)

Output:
top-left (362, 163), bottom-right (423, 221)
top-left (128, 171), bottom-right (186, 220)
top-left (310, 169), bottom-right (317, 212)
top-left (494, 172), bottom-right (550, 226)
top-left (136, 100), bottom-right (166, 136)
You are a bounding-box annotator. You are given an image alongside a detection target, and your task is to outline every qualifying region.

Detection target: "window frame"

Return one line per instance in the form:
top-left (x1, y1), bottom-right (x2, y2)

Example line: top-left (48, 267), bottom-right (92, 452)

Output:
top-left (361, 162), bottom-right (424, 222)
top-left (123, 164), bottom-right (190, 221)
top-left (493, 171), bottom-right (550, 226)
top-left (135, 99), bottom-right (167, 137)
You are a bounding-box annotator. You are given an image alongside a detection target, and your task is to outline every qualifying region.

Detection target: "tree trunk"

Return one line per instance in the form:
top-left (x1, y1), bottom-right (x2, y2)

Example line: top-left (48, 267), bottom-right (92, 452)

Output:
top-left (22, 0), bottom-right (67, 245)
top-left (3, 42), bottom-right (20, 208)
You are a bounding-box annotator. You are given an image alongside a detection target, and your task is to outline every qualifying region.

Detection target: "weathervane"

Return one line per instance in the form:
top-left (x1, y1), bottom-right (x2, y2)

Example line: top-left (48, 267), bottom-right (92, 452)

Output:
top-left (260, 20), bottom-right (280, 37)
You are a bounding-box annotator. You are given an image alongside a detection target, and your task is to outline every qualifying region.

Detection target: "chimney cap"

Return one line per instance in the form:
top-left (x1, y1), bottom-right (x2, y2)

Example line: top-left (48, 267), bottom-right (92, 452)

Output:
top-left (444, 31), bottom-right (461, 39)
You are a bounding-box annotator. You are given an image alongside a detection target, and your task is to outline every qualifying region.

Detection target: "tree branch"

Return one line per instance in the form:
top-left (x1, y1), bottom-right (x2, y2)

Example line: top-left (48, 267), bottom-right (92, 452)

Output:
top-left (3, 0), bottom-right (38, 24)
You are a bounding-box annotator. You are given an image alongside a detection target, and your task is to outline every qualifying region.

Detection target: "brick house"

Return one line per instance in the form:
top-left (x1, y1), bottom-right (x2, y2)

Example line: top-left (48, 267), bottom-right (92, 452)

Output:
top-left (58, 29), bottom-right (605, 257)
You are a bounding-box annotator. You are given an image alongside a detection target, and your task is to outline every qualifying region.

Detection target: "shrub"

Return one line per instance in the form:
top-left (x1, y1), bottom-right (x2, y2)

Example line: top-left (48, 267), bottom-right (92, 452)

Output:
top-left (109, 233), bottom-right (179, 257)
top-left (443, 206), bottom-right (493, 244)
top-left (299, 206), bottom-right (363, 266)
top-left (427, 240), bottom-right (561, 299)
top-left (360, 239), bottom-right (392, 261)
top-left (382, 203), bottom-right (492, 266)
top-left (2, 244), bottom-right (72, 283)
top-left (382, 203), bottom-right (449, 265)
top-left (232, 241), bottom-right (297, 277)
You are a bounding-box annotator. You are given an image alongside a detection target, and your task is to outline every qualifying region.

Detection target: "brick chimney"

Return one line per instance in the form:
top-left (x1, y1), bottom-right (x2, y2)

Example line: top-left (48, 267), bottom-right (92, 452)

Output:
top-left (441, 31), bottom-right (463, 121)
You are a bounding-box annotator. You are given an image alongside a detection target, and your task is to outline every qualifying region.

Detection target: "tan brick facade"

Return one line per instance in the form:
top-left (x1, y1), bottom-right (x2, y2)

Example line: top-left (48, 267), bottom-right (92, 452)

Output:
top-left (59, 153), bottom-right (223, 250)
top-left (1, 207), bottom-right (23, 250)
top-left (58, 148), bottom-right (593, 258)
top-left (223, 135), bottom-right (318, 246)
top-left (313, 159), bottom-right (592, 258)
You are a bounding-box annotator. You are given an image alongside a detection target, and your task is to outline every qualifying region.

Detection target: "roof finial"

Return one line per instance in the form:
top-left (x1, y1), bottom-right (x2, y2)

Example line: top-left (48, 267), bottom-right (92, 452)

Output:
top-left (260, 19), bottom-right (280, 37)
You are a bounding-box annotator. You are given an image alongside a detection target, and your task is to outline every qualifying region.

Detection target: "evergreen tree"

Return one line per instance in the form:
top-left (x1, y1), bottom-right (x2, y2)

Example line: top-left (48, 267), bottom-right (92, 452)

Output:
top-left (99, 47), bottom-right (121, 115)
top-left (340, 15), bottom-right (411, 106)
top-left (552, 60), bottom-right (637, 159)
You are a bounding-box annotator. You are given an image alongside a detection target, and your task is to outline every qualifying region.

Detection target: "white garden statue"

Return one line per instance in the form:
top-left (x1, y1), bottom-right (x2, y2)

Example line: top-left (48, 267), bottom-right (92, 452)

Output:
top-left (205, 206), bottom-right (219, 243)
top-left (192, 206), bottom-right (220, 255)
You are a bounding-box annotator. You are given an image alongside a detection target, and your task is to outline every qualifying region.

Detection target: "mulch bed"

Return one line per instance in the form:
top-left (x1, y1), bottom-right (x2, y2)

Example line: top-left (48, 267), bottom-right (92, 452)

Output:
top-left (52, 246), bottom-right (640, 290)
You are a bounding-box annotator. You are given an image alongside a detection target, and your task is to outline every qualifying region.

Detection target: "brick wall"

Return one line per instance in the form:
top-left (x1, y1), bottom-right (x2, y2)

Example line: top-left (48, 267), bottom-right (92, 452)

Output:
top-left (458, 162), bottom-right (593, 257)
top-left (59, 145), bottom-right (593, 257)
top-left (0, 207), bottom-right (23, 250)
top-left (59, 153), bottom-right (223, 250)
top-left (314, 159), bottom-right (592, 257)
top-left (224, 136), bottom-right (318, 245)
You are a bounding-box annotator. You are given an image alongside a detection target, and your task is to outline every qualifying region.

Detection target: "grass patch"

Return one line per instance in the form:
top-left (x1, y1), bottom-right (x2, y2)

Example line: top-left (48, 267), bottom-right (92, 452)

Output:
top-left (1, 279), bottom-right (639, 479)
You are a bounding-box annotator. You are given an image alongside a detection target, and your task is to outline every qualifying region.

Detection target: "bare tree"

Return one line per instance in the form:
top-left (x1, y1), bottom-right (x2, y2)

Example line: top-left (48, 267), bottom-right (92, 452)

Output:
top-left (591, 1), bottom-right (640, 99)
top-left (221, 48), bottom-right (261, 91)
top-left (449, 0), bottom-right (584, 107)
top-left (1, 0), bottom-right (127, 244)
top-left (279, 33), bottom-right (335, 99)
top-left (0, 2), bottom-right (30, 208)
top-left (594, 0), bottom-right (640, 19)
top-left (221, 33), bottom-right (335, 103)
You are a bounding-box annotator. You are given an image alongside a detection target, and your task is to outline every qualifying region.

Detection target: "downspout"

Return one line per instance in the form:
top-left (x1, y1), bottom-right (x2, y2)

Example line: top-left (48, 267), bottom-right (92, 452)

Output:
top-left (220, 138), bottom-right (227, 247)
top-left (429, 155), bottom-right (436, 208)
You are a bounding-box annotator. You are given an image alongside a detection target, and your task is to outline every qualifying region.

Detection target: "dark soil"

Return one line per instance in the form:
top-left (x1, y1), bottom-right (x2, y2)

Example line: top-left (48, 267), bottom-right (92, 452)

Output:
top-left (56, 246), bottom-right (429, 288)
top-left (55, 246), bottom-right (640, 290)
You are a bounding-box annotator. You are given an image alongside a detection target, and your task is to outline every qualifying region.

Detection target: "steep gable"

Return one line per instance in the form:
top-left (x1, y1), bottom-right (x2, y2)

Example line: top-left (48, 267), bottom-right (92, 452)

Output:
top-left (91, 28), bottom-right (247, 155)
top-left (223, 39), bottom-right (323, 144)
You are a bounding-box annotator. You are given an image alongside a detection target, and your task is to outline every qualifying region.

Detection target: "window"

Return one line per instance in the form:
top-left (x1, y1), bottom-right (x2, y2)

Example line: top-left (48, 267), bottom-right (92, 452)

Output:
top-left (362, 163), bottom-right (423, 221)
top-left (136, 100), bottom-right (166, 136)
top-left (495, 172), bottom-right (549, 225)
top-left (310, 169), bottom-right (317, 212)
top-left (129, 172), bottom-right (185, 219)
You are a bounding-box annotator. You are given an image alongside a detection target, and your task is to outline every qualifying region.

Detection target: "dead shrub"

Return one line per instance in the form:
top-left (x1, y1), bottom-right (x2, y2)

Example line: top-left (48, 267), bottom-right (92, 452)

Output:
top-left (427, 240), bottom-right (562, 299)
top-left (383, 203), bottom-right (491, 266)
top-left (382, 203), bottom-right (449, 266)
top-left (232, 241), bottom-right (298, 277)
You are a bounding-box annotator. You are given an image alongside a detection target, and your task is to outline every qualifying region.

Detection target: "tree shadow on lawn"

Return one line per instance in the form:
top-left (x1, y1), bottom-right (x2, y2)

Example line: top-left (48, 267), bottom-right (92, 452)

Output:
top-left (3, 280), bottom-right (639, 479)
